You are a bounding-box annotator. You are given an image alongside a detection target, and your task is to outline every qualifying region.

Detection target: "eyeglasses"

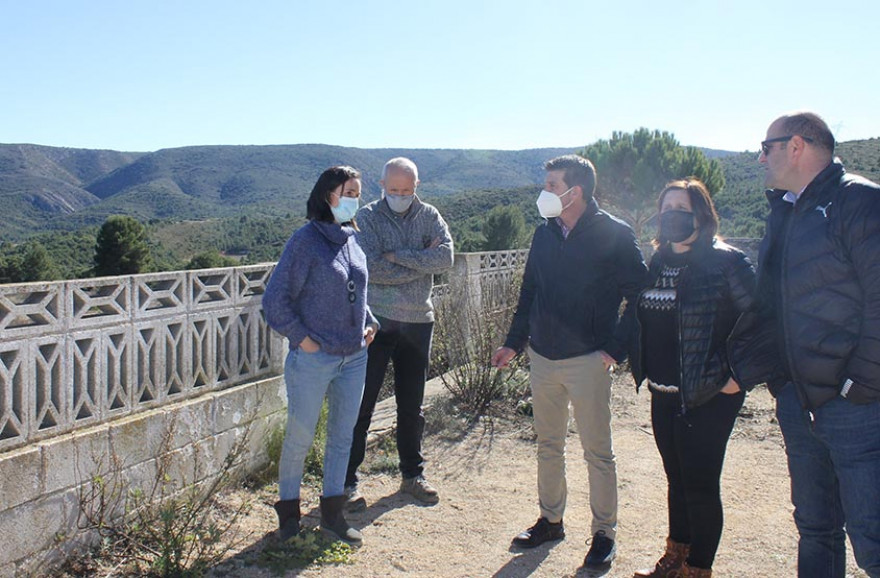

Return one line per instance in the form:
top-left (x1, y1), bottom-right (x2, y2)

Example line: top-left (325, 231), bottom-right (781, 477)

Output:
top-left (760, 135), bottom-right (814, 156)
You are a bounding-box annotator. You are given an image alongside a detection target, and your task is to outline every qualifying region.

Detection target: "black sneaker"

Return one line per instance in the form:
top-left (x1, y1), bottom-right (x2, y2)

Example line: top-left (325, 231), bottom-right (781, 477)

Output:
top-left (584, 530), bottom-right (616, 566)
top-left (512, 517), bottom-right (565, 548)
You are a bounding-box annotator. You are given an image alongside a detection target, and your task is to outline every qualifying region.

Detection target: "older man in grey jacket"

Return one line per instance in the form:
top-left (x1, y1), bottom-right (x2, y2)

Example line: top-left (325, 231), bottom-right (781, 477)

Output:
top-left (345, 157), bottom-right (454, 507)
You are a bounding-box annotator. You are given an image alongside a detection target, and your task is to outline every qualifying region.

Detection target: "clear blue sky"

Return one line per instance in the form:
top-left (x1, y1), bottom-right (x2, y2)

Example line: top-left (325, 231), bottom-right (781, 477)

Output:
top-left (1, 0), bottom-right (877, 153)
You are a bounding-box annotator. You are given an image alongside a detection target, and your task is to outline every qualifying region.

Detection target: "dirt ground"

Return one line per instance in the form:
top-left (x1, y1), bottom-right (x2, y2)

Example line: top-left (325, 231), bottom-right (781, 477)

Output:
top-left (208, 373), bottom-right (868, 577)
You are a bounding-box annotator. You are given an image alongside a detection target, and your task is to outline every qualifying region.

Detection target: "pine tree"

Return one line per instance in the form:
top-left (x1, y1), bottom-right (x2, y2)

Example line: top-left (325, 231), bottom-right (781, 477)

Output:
top-left (581, 128), bottom-right (726, 240)
top-left (94, 215), bottom-right (154, 276)
top-left (481, 205), bottom-right (527, 251)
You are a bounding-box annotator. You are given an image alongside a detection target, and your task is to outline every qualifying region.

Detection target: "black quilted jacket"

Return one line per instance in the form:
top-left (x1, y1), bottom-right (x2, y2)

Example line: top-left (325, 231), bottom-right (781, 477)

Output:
top-left (728, 160), bottom-right (880, 409)
top-left (631, 241), bottom-right (756, 410)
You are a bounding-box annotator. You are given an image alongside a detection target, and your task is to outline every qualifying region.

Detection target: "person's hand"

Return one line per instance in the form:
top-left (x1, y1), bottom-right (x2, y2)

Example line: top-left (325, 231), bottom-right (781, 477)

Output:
top-left (382, 251), bottom-right (397, 263)
top-left (491, 346), bottom-right (517, 368)
top-left (299, 335), bottom-right (320, 353)
top-left (720, 377), bottom-right (741, 394)
top-left (428, 237), bottom-right (441, 249)
top-left (599, 350), bottom-right (617, 372)
top-left (364, 324), bottom-right (378, 346)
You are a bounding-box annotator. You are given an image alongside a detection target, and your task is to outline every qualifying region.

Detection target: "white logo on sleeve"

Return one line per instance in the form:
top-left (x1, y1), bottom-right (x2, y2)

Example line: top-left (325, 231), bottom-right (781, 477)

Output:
top-left (816, 202), bottom-right (832, 218)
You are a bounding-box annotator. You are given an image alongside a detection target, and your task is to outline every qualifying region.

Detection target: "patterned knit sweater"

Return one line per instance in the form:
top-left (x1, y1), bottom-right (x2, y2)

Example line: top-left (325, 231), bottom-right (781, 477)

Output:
top-left (638, 251), bottom-right (689, 390)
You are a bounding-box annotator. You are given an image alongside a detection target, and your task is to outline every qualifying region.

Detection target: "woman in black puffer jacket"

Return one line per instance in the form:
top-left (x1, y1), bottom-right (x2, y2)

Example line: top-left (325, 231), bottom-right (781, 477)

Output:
top-left (630, 179), bottom-right (756, 578)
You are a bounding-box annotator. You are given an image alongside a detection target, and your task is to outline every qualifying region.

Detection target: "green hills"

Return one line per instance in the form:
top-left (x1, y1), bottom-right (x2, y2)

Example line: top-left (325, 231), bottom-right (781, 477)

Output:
top-left (0, 143), bottom-right (573, 241)
top-left (2, 138), bottom-right (880, 280)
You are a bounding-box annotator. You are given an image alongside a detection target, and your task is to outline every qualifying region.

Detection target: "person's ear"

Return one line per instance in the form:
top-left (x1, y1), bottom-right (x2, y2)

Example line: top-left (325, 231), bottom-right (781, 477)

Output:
top-left (790, 135), bottom-right (811, 159)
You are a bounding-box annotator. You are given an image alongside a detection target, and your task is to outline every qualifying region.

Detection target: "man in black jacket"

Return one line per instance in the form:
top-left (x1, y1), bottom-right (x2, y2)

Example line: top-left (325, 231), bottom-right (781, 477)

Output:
top-left (491, 155), bottom-right (646, 568)
top-left (729, 112), bottom-right (880, 577)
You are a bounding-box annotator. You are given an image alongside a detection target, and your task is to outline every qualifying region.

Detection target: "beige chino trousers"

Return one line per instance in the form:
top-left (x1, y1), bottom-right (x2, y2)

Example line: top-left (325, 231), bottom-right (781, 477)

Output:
top-left (528, 346), bottom-right (618, 539)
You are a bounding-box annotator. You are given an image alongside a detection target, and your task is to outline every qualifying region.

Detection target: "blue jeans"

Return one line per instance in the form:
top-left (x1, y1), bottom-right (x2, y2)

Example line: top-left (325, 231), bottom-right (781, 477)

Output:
top-left (776, 382), bottom-right (880, 577)
top-left (279, 347), bottom-right (367, 500)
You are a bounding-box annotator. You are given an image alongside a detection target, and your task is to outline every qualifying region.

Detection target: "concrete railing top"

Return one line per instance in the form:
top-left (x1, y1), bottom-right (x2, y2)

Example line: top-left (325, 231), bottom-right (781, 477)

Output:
top-left (0, 264), bottom-right (283, 453)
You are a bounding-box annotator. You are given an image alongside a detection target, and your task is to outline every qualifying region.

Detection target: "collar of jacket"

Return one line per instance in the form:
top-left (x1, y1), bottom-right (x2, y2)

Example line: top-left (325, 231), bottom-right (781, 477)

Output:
top-left (311, 220), bottom-right (355, 245)
top-left (549, 197), bottom-right (601, 235)
top-left (764, 159), bottom-right (844, 211)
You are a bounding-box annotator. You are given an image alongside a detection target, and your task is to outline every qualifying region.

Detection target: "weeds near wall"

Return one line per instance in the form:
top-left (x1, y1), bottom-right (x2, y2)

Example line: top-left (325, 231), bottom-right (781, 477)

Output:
top-left (66, 421), bottom-right (253, 577)
top-left (432, 269), bottom-right (528, 419)
top-left (257, 528), bottom-right (354, 572)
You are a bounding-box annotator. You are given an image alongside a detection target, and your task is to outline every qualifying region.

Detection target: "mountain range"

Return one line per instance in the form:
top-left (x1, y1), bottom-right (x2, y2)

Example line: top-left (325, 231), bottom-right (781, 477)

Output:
top-left (0, 143), bottom-right (574, 241)
top-left (3, 138), bottom-right (879, 244)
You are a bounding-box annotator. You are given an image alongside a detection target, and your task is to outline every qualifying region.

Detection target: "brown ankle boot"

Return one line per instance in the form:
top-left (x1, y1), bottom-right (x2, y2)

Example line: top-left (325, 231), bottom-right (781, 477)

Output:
top-left (633, 538), bottom-right (689, 577)
top-left (678, 562), bottom-right (712, 577)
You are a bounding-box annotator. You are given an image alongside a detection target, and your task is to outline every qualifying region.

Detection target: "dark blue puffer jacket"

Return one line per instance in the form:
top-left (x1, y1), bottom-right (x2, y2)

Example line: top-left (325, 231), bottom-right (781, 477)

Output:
top-left (729, 160), bottom-right (880, 409)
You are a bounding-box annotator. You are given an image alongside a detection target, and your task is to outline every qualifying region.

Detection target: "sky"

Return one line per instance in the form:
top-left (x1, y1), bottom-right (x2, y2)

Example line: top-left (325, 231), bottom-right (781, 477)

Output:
top-left (1, 0), bottom-right (878, 154)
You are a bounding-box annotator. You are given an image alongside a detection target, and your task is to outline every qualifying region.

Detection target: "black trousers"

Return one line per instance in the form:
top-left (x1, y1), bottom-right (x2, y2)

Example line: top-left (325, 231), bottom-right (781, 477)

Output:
top-left (651, 387), bottom-right (745, 569)
top-left (346, 316), bottom-right (434, 486)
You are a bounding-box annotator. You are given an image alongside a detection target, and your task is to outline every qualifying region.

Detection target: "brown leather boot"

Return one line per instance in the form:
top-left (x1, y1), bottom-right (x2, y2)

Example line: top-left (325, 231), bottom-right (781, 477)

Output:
top-left (633, 538), bottom-right (690, 577)
top-left (678, 562), bottom-right (712, 577)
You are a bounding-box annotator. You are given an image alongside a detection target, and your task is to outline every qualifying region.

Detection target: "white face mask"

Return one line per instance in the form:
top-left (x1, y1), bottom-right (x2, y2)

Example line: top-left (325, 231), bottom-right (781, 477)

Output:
top-left (330, 196), bottom-right (359, 223)
top-left (536, 187), bottom-right (575, 218)
top-left (383, 191), bottom-right (415, 214)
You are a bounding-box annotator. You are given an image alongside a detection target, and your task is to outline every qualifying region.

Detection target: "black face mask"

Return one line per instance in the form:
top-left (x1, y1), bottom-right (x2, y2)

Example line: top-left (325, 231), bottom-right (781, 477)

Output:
top-left (659, 210), bottom-right (696, 243)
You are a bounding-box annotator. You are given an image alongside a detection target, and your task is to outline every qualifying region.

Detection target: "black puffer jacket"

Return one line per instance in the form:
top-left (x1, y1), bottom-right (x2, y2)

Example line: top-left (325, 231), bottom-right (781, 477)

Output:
top-left (728, 160), bottom-right (880, 409)
top-left (631, 241), bottom-right (756, 410)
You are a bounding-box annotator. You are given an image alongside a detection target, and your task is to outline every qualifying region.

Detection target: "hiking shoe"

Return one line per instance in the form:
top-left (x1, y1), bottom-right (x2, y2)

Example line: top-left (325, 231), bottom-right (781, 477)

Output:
top-left (400, 475), bottom-right (440, 504)
top-left (584, 530), bottom-right (616, 566)
top-left (512, 517), bottom-right (565, 548)
top-left (344, 485), bottom-right (367, 512)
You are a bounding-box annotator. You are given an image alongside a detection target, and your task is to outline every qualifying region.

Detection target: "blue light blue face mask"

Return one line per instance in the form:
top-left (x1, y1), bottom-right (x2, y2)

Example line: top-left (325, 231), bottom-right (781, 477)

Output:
top-left (330, 196), bottom-right (359, 223)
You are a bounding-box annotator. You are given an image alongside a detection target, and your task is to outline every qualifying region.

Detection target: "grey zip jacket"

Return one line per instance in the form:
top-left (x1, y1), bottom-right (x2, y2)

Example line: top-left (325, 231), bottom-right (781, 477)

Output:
top-left (356, 195), bottom-right (454, 323)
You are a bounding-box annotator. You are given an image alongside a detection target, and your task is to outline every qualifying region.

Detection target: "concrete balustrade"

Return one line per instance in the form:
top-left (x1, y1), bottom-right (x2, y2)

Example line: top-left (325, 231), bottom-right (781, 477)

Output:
top-left (0, 250), bottom-right (530, 573)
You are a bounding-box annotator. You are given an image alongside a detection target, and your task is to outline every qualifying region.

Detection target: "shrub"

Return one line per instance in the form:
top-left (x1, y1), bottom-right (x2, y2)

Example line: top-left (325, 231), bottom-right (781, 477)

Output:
top-left (67, 421), bottom-right (252, 577)
top-left (432, 267), bottom-right (528, 419)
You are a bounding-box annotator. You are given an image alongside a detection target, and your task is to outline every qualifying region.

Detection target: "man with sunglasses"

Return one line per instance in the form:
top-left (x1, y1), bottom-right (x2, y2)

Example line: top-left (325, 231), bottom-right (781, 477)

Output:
top-left (729, 112), bottom-right (880, 577)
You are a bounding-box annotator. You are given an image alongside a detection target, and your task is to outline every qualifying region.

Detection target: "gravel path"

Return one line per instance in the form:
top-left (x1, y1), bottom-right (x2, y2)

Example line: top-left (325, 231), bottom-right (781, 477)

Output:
top-left (209, 375), bottom-right (867, 577)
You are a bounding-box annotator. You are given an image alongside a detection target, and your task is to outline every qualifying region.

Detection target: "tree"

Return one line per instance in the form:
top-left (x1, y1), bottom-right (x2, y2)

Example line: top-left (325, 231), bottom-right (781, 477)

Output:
top-left (481, 205), bottom-right (528, 251)
top-left (94, 215), bottom-right (154, 276)
top-left (185, 251), bottom-right (238, 270)
top-left (0, 241), bottom-right (60, 284)
top-left (580, 128), bottom-right (725, 240)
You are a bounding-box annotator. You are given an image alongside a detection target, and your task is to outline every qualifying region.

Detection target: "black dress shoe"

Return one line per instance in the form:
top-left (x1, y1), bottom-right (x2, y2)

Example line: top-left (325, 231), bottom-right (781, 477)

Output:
top-left (512, 517), bottom-right (565, 548)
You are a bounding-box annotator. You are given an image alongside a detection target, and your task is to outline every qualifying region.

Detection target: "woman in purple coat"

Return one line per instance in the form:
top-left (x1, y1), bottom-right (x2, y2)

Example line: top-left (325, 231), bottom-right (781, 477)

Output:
top-left (263, 166), bottom-right (378, 546)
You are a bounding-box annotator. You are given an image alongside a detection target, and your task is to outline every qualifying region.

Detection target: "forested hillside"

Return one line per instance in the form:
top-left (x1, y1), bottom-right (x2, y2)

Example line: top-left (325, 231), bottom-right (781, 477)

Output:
top-left (2, 137), bottom-right (879, 283)
top-left (0, 143), bottom-right (571, 240)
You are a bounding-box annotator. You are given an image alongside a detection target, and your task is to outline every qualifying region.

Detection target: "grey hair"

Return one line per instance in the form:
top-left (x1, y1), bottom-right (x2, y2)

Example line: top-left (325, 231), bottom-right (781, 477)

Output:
top-left (382, 157), bottom-right (419, 181)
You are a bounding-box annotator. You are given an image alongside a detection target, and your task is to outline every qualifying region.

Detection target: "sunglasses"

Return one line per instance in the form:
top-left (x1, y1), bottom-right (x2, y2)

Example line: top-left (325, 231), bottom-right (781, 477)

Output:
top-left (760, 135), bottom-right (814, 155)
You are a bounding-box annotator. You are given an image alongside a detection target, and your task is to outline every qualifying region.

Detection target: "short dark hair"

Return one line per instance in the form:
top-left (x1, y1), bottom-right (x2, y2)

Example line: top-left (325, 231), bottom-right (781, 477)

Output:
top-left (654, 178), bottom-right (719, 249)
top-left (779, 112), bottom-right (835, 154)
top-left (306, 166), bottom-right (361, 224)
top-left (544, 154), bottom-right (597, 199)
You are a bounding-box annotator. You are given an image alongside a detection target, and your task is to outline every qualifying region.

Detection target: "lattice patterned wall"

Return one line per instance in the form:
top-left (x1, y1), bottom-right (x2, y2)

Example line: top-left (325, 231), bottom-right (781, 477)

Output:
top-left (0, 265), bottom-right (281, 452)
